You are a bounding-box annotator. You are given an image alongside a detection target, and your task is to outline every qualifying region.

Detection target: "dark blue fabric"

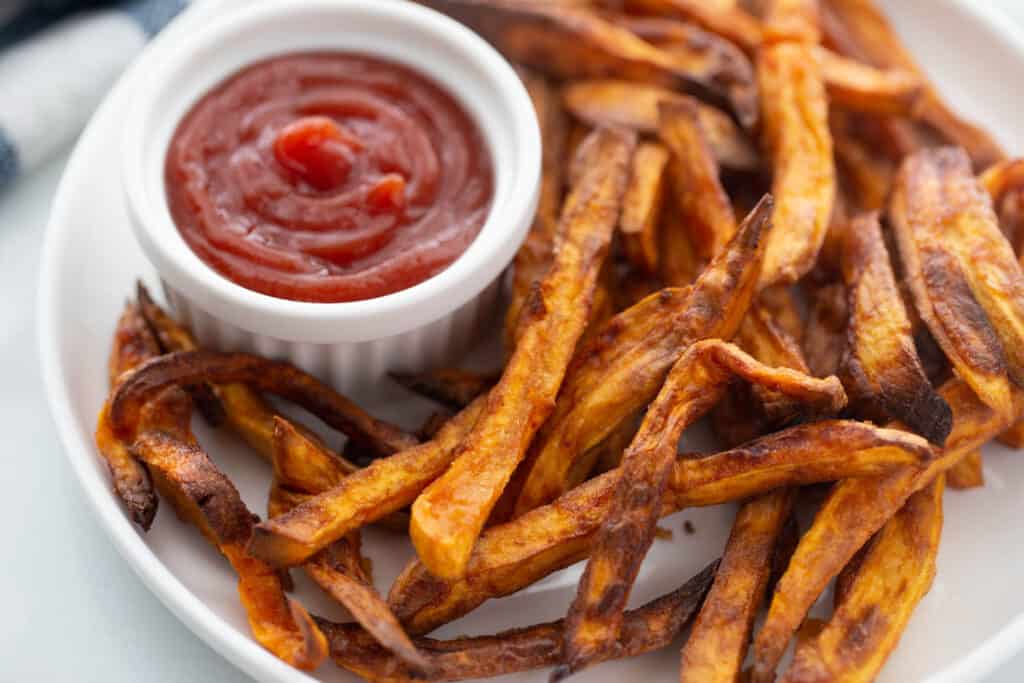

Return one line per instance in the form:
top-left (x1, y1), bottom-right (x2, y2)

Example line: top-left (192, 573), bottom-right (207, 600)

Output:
top-left (120, 0), bottom-right (185, 36)
top-left (0, 127), bottom-right (20, 192)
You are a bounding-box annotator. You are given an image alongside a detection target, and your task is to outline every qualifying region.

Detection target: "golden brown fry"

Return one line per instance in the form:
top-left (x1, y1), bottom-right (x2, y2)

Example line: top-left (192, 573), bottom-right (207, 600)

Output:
top-left (782, 476), bottom-right (945, 683)
top-left (762, 0), bottom-right (819, 44)
top-left (759, 285), bottom-right (805, 343)
top-left (751, 379), bottom-right (1020, 682)
top-left (803, 282), bottom-right (848, 379)
top-left (411, 127), bottom-right (635, 580)
top-left (132, 429), bottom-right (327, 670)
top-left (840, 211), bottom-right (953, 444)
top-left (562, 80), bottom-right (759, 172)
top-left (108, 350), bottom-right (418, 459)
top-left (659, 200), bottom-right (704, 288)
top-left (680, 489), bottom-right (794, 683)
top-left (603, 0), bottom-right (763, 54)
top-left (389, 368), bottom-right (497, 411)
top-left (757, 40), bottom-right (836, 287)
top-left (620, 142), bottom-right (670, 273)
top-left (659, 98), bottom-right (737, 259)
top-left (250, 396), bottom-right (486, 568)
top-left (890, 147), bottom-right (1024, 416)
top-left (947, 450), bottom-right (985, 490)
top-left (95, 301), bottom-right (161, 529)
top-left (830, 110), bottom-right (895, 211)
top-left (419, 0), bottom-right (757, 126)
top-left (389, 420), bottom-right (932, 635)
top-left (815, 46), bottom-right (921, 116)
top-left (562, 340), bottom-right (844, 675)
top-left (513, 197), bottom-right (773, 516)
top-left (328, 562), bottom-right (716, 683)
top-left (506, 68), bottom-right (567, 347)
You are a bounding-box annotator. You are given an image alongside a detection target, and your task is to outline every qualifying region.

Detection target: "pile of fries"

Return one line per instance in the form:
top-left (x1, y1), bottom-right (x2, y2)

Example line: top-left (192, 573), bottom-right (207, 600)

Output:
top-left (94, 0), bottom-right (1024, 680)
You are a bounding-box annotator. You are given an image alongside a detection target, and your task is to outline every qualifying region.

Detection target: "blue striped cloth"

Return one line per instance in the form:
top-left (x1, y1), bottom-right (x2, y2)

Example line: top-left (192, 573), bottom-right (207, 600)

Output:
top-left (0, 0), bottom-right (187, 193)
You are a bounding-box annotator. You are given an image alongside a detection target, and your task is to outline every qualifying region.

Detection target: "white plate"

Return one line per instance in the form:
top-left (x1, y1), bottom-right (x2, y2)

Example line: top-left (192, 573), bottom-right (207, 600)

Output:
top-left (37, 1), bottom-right (1024, 681)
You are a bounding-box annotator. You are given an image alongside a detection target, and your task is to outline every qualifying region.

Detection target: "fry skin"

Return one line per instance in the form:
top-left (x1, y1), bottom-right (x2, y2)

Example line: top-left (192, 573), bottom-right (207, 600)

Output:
top-left (751, 379), bottom-right (1021, 682)
top-left (814, 46), bottom-right (921, 116)
top-left (619, 141), bottom-right (671, 273)
top-left (840, 211), bottom-right (953, 445)
top-left (326, 562), bottom-right (716, 683)
top-left (411, 127), bottom-right (635, 580)
top-left (513, 197), bottom-right (773, 515)
top-left (659, 98), bottom-right (737, 260)
top-left (561, 80), bottom-right (760, 172)
top-left (757, 40), bottom-right (836, 287)
top-left (782, 476), bottom-right (945, 683)
top-left (561, 341), bottom-right (845, 676)
top-left (388, 420), bottom-right (933, 636)
top-left (889, 147), bottom-right (1024, 416)
top-left (389, 368), bottom-right (497, 411)
top-left (680, 489), bottom-right (795, 683)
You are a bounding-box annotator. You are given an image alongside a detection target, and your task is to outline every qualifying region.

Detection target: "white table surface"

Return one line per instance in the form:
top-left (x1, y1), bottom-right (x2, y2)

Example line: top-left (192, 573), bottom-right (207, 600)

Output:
top-left (3, 2), bottom-right (1023, 681)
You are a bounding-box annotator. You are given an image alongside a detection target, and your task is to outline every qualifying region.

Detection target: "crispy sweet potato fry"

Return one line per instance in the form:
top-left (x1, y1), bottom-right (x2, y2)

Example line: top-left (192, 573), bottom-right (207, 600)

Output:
top-left (750, 379), bottom-right (1021, 682)
top-left (947, 450), bottom-right (984, 490)
top-left (328, 562), bottom-right (716, 683)
top-left (562, 80), bottom-right (759, 171)
top-left (250, 396), bottom-right (486, 567)
top-left (95, 301), bottom-right (162, 529)
top-left (803, 282), bottom-right (848, 379)
top-left (108, 350), bottom-right (418, 458)
top-left (389, 368), bottom-right (497, 411)
top-left (659, 200), bottom-right (704, 288)
top-left (506, 69), bottom-right (567, 347)
top-left (890, 147), bottom-right (1024, 415)
top-left (659, 98), bottom-right (737, 259)
top-left (411, 127), bottom-right (635, 580)
top-left (757, 40), bottom-right (836, 287)
top-left (562, 341), bottom-right (844, 675)
top-left (389, 420), bottom-right (932, 635)
top-left (680, 489), bottom-right (795, 683)
top-left (830, 110), bottom-right (895, 211)
top-left (132, 429), bottom-right (328, 670)
top-left (840, 211), bottom-right (952, 444)
top-left (602, 0), bottom-right (763, 54)
top-left (513, 197), bottom-right (773, 515)
top-left (419, 0), bottom-right (757, 126)
top-left (620, 142), bottom-right (670, 273)
top-left (761, 0), bottom-right (819, 45)
top-left (815, 46), bottom-right (921, 116)
top-left (782, 476), bottom-right (945, 683)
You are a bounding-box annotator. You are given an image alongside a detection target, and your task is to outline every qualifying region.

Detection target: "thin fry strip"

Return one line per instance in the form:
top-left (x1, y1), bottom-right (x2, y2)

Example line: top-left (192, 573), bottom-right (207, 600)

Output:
top-left (389, 420), bottom-right (932, 636)
top-left (750, 380), bottom-right (1022, 681)
top-left (418, 0), bottom-right (757, 126)
top-left (814, 46), bottom-right (921, 116)
top-left (561, 341), bottom-right (845, 675)
top-left (680, 489), bottom-right (795, 683)
top-left (619, 141), bottom-right (670, 273)
top-left (889, 147), bottom-right (1024, 415)
top-left (840, 211), bottom-right (953, 444)
top-left (389, 368), bottom-right (497, 411)
top-left (325, 562), bottom-right (717, 683)
top-left (249, 396), bottom-right (486, 567)
top-left (659, 97), bottom-right (737, 260)
top-left (95, 302), bottom-right (162, 529)
top-left (782, 476), bottom-right (945, 683)
top-left (108, 350), bottom-right (418, 458)
top-left (514, 197), bottom-right (773, 516)
top-left (411, 127), bottom-right (635, 580)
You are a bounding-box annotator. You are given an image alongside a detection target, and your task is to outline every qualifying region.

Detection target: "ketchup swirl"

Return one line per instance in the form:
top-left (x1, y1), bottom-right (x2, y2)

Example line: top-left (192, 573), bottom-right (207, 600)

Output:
top-left (165, 52), bottom-right (494, 303)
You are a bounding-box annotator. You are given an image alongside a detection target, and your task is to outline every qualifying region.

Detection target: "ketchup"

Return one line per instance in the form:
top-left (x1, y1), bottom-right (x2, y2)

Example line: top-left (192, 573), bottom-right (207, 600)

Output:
top-left (165, 52), bottom-right (494, 303)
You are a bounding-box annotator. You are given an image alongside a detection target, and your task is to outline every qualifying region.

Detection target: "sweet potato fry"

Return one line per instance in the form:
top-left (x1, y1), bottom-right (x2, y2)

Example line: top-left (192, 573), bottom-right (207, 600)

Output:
top-left (411, 127), bottom-right (635, 580)
top-left (506, 68), bottom-right (567, 347)
top-left (620, 142), bottom-right (670, 273)
top-left (250, 396), bottom-right (486, 567)
top-left (328, 562), bottom-right (716, 683)
top-left (803, 282), bottom-right (847, 379)
top-left (830, 110), bottom-right (895, 211)
top-left (840, 211), bottom-right (952, 444)
top-left (419, 0), bottom-right (757, 126)
top-left (659, 98), bottom-right (737, 259)
top-left (680, 489), bottom-right (795, 683)
top-left (132, 428), bottom-right (328, 670)
top-left (757, 40), bottom-right (836, 287)
top-left (389, 368), bottom-right (497, 411)
top-left (890, 147), bottom-right (1024, 416)
top-left (561, 341), bottom-right (845, 675)
top-left (750, 379), bottom-right (1020, 682)
top-left (815, 46), bottom-right (921, 116)
top-left (95, 301), bottom-right (162, 529)
top-left (108, 350), bottom-right (418, 458)
top-left (659, 201), bottom-right (704, 288)
top-left (562, 80), bottom-right (759, 171)
top-left (782, 476), bottom-right (945, 683)
top-left (389, 420), bottom-right (932, 635)
top-left (761, 0), bottom-right (819, 45)
top-left (602, 0), bottom-right (762, 54)
top-left (513, 197), bottom-right (773, 515)
top-left (947, 450), bottom-right (984, 490)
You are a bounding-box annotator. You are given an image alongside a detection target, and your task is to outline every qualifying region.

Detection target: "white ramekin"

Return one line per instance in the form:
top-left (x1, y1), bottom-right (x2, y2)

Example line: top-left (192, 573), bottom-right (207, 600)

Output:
top-left (121, 0), bottom-right (539, 394)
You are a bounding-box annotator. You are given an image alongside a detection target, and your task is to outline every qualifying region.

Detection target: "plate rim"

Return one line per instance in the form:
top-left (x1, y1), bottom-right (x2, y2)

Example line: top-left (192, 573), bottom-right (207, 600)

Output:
top-left (35, 1), bottom-right (1024, 682)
